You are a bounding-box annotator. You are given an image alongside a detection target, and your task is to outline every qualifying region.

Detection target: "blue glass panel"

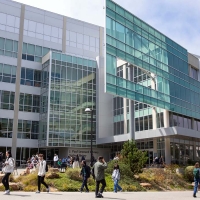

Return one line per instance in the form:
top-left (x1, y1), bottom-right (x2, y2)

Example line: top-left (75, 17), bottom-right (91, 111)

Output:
top-left (105, 0), bottom-right (200, 120)
top-left (107, 83), bottom-right (116, 95)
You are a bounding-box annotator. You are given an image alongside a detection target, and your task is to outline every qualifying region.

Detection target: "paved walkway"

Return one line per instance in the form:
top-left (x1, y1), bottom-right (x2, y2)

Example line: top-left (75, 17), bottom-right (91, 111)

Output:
top-left (0, 191), bottom-right (195, 200)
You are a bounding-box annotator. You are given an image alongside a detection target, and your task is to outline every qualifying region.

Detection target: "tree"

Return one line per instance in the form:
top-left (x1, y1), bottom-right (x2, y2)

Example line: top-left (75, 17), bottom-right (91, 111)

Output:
top-left (121, 140), bottom-right (148, 174)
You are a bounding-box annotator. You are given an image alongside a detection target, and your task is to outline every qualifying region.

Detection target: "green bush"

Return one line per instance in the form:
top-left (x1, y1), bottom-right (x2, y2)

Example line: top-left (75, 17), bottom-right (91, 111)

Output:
top-left (66, 168), bottom-right (82, 181)
top-left (106, 160), bottom-right (134, 179)
top-left (184, 166), bottom-right (194, 182)
top-left (121, 140), bottom-right (148, 174)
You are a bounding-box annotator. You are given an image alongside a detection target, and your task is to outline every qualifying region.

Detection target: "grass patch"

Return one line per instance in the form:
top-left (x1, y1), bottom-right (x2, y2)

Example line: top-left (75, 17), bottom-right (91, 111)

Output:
top-left (0, 165), bottom-right (193, 192)
top-left (138, 167), bottom-right (191, 191)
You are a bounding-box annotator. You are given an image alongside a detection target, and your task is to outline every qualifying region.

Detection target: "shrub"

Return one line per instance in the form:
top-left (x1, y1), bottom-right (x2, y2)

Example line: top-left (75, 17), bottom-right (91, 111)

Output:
top-left (184, 166), bottom-right (194, 182)
top-left (121, 140), bottom-right (148, 174)
top-left (9, 174), bottom-right (16, 183)
top-left (66, 168), bottom-right (82, 181)
top-left (106, 160), bottom-right (134, 179)
top-left (0, 184), bottom-right (4, 191)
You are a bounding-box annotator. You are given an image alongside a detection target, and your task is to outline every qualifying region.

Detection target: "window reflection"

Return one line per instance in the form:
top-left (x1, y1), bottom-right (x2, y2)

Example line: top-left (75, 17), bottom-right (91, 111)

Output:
top-left (41, 55), bottom-right (96, 147)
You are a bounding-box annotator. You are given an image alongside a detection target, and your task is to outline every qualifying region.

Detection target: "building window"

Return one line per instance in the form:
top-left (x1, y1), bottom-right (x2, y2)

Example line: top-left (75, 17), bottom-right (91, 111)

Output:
top-left (0, 37), bottom-right (18, 58)
top-left (157, 112), bottom-right (164, 128)
top-left (0, 118), bottom-right (39, 139)
top-left (20, 67), bottom-right (41, 87)
top-left (190, 67), bottom-right (198, 80)
top-left (19, 93), bottom-right (40, 113)
top-left (42, 55), bottom-right (97, 147)
top-left (0, 63), bottom-right (16, 83)
top-left (22, 42), bottom-right (61, 63)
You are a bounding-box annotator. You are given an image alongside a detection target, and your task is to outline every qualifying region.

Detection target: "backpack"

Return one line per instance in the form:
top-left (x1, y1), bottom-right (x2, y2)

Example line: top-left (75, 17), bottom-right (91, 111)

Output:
top-left (194, 168), bottom-right (199, 179)
top-left (91, 167), bottom-right (95, 179)
top-left (45, 163), bottom-right (48, 172)
top-left (11, 158), bottom-right (15, 168)
top-left (86, 165), bottom-right (91, 178)
top-left (43, 161), bottom-right (48, 172)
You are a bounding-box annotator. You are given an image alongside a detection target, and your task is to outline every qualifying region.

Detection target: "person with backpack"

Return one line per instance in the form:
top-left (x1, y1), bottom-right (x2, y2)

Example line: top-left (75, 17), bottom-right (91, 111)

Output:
top-left (2, 150), bottom-right (14, 195)
top-left (193, 162), bottom-right (200, 198)
top-left (79, 160), bottom-right (90, 193)
top-left (112, 164), bottom-right (122, 193)
top-left (36, 154), bottom-right (49, 194)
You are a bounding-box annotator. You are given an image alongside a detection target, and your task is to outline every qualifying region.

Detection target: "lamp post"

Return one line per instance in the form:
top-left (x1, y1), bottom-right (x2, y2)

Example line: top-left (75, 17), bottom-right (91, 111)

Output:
top-left (85, 108), bottom-right (94, 167)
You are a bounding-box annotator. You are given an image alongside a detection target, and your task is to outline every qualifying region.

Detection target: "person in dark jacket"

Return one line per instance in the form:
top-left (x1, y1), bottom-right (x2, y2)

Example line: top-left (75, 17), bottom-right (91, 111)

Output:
top-left (79, 160), bottom-right (90, 192)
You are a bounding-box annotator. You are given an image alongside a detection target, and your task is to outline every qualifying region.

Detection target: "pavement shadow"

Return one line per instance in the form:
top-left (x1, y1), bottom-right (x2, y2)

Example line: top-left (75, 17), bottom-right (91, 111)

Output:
top-left (46, 193), bottom-right (63, 195)
top-left (104, 198), bottom-right (126, 200)
top-left (10, 194), bottom-right (31, 197)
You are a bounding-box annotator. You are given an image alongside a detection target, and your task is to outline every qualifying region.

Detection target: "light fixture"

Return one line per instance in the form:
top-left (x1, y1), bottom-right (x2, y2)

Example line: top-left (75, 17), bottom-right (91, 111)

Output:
top-left (85, 108), bottom-right (92, 112)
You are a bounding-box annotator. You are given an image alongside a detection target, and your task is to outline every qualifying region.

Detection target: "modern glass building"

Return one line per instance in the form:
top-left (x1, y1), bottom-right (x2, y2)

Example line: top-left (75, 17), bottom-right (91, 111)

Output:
top-left (96, 0), bottom-right (200, 164)
top-left (0, 0), bottom-right (109, 165)
top-left (0, 0), bottom-right (199, 165)
top-left (40, 52), bottom-right (97, 148)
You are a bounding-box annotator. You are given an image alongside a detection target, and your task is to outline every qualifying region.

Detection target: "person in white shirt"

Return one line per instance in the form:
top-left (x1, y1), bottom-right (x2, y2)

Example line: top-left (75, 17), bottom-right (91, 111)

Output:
top-left (53, 154), bottom-right (58, 168)
top-left (2, 150), bottom-right (14, 195)
top-left (112, 164), bottom-right (122, 193)
top-left (36, 154), bottom-right (49, 193)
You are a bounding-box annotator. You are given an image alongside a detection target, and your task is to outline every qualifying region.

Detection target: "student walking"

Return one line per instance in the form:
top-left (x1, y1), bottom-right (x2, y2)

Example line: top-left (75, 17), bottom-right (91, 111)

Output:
top-left (79, 160), bottom-right (90, 192)
top-left (93, 156), bottom-right (107, 198)
top-left (193, 162), bottom-right (200, 198)
top-left (112, 164), bottom-right (122, 193)
top-left (53, 154), bottom-right (58, 168)
top-left (36, 154), bottom-right (49, 194)
top-left (2, 150), bottom-right (14, 195)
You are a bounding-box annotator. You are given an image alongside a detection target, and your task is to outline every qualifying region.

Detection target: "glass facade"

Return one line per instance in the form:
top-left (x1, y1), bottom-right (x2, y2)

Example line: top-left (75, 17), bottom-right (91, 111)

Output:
top-left (40, 52), bottom-right (97, 147)
top-left (106, 0), bottom-right (200, 120)
top-left (0, 90), bottom-right (15, 110)
top-left (0, 37), bottom-right (18, 58)
top-left (0, 90), bottom-right (40, 112)
top-left (170, 137), bottom-right (199, 164)
top-left (22, 42), bottom-right (61, 63)
top-left (0, 63), bottom-right (41, 87)
top-left (0, 118), bottom-right (39, 139)
top-left (21, 67), bottom-right (41, 87)
top-left (19, 93), bottom-right (40, 113)
top-left (0, 63), bottom-right (16, 83)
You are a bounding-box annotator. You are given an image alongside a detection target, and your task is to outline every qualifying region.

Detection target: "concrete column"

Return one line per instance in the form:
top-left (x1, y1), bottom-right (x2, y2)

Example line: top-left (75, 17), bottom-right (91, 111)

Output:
top-left (62, 16), bottom-right (67, 53)
top-left (163, 110), bottom-right (169, 128)
top-left (129, 65), bottom-right (134, 140)
top-left (123, 64), bottom-right (127, 134)
top-left (151, 74), bottom-right (157, 129)
top-left (96, 56), bottom-right (113, 141)
top-left (99, 27), bottom-right (104, 57)
top-left (129, 100), bottom-right (135, 140)
top-left (12, 4), bottom-right (25, 160)
top-left (164, 137), bottom-right (171, 164)
top-left (152, 108), bottom-right (157, 129)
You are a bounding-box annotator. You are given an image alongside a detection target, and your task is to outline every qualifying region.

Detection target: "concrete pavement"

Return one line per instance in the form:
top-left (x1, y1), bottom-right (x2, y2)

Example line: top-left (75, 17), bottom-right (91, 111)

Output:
top-left (0, 191), bottom-right (195, 200)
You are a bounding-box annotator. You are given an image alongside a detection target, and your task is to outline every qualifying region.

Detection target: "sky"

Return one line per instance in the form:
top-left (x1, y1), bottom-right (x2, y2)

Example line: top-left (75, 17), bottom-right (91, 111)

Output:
top-left (14, 0), bottom-right (200, 56)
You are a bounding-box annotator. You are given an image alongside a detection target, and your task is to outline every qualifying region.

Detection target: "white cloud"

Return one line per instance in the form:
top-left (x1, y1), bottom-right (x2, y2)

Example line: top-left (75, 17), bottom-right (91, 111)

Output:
top-left (14, 0), bottom-right (200, 55)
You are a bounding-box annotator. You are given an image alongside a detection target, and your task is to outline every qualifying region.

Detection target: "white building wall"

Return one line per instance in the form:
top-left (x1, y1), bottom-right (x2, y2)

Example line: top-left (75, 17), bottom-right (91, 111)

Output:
top-left (0, 0), bottom-right (102, 151)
